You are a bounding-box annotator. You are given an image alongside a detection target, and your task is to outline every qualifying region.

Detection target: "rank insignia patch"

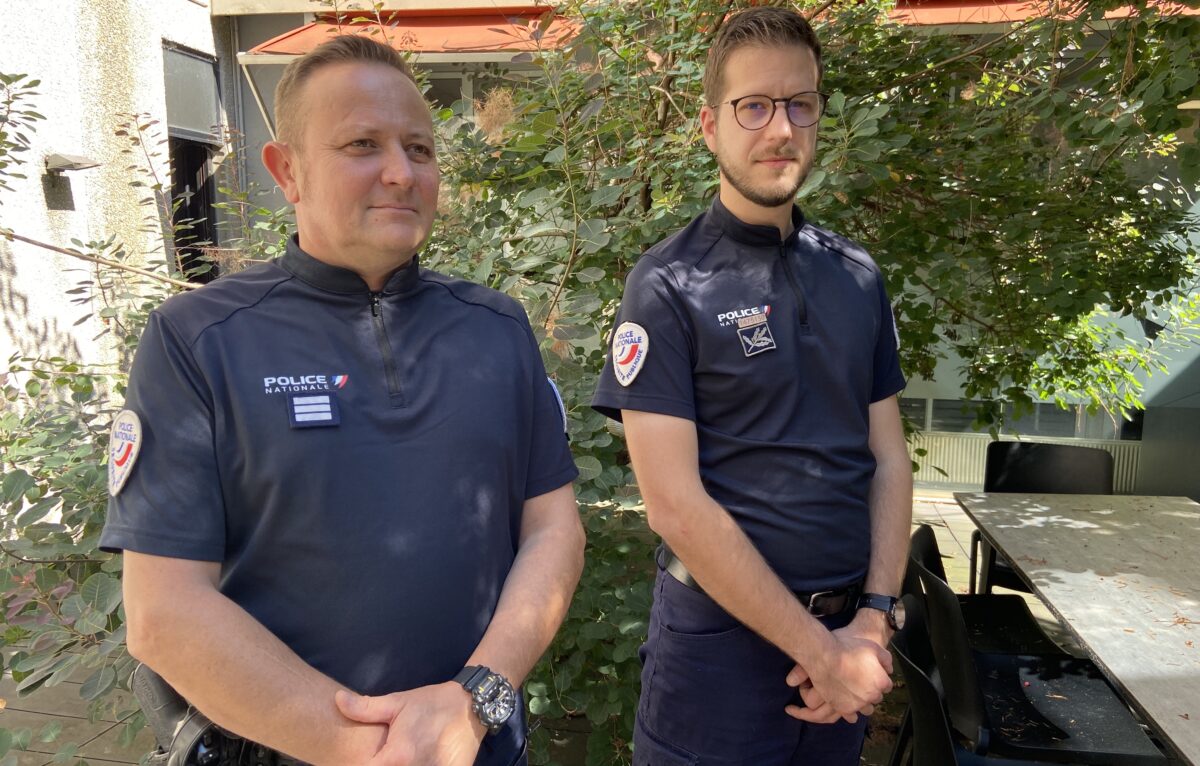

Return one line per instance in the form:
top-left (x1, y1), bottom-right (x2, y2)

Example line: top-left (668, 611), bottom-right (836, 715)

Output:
top-left (108, 410), bottom-right (142, 496)
top-left (288, 393), bottom-right (340, 428)
top-left (612, 321), bottom-right (649, 387)
top-left (738, 323), bottom-right (777, 356)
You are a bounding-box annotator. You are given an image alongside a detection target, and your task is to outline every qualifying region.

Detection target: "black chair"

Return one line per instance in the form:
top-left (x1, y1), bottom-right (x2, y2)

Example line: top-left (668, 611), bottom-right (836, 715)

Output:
top-left (909, 524), bottom-right (1061, 655)
top-left (890, 596), bottom-right (1060, 766)
top-left (891, 527), bottom-right (1064, 766)
top-left (916, 563), bottom-right (1167, 765)
top-left (969, 441), bottom-right (1114, 594)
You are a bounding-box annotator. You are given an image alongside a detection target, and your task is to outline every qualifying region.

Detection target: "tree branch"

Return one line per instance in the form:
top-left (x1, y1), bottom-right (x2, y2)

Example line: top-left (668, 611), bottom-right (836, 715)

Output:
top-left (875, 18), bottom-right (1037, 93)
top-left (0, 228), bottom-right (197, 290)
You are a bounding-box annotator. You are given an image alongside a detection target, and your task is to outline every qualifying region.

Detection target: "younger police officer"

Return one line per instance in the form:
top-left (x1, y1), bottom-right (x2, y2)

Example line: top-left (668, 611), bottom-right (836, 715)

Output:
top-left (592, 8), bottom-right (912, 765)
top-left (103, 36), bottom-right (584, 766)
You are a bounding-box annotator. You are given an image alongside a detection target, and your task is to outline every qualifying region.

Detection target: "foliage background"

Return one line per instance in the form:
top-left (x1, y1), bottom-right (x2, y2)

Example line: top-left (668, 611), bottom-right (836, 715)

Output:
top-left (1, 0), bottom-right (1200, 764)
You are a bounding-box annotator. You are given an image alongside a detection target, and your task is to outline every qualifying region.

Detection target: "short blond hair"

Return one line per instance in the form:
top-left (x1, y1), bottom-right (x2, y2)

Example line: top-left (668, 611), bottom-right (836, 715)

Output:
top-left (273, 35), bottom-right (417, 144)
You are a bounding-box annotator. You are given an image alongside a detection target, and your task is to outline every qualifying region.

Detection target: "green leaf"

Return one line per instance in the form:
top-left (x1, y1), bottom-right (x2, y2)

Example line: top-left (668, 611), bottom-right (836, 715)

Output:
top-left (15, 496), bottom-right (62, 527)
top-left (79, 666), bottom-right (117, 701)
top-left (0, 729), bottom-right (11, 758)
top-left (73, 607), bottom-right (108, 636)
top-left (80, 573), bottom-right (122, 615)
top-left (38, 721), bottom-right (61, 743)
top-left (0, 470), bottom-right (35, 504)
top-left (574, 456), bottom-right (602, 482)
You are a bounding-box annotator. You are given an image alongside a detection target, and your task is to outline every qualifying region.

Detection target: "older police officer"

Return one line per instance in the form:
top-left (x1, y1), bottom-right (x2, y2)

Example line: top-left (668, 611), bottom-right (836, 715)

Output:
top-left (593, 7), bottom-right (912, 765)
top-left (104, 35), bottom-right (583, 766)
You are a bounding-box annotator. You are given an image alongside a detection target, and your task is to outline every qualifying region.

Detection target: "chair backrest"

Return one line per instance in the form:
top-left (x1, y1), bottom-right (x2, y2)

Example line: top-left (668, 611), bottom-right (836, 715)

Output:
top-left (892, 596), bottom-right (958, 766)
top-left (910, 524), bottom-right (948, 582)
top-left (915, 562), bottom-right (989, 749)
top-left (984, 441), bottom-right (1114, 495)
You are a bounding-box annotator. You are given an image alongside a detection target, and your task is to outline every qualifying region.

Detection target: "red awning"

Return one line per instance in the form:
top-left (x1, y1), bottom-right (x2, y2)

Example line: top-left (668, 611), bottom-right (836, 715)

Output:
top-left (248, 7), bottom-right (578, 57)
top-left (890, 0), bottom-right (1199, 25)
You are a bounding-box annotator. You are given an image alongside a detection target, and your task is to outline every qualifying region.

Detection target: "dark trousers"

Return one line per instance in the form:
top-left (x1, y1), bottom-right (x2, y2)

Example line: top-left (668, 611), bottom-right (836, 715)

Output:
top-left (633, 569), bottom-right (869, 765)
top-left (475, 705), bottom-right (528, 766)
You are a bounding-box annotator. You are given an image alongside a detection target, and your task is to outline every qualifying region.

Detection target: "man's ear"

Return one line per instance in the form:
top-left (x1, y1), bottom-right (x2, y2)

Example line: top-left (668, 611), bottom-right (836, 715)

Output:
top-left (262, 141), bottom-right (302, 204)
top-left (700, 105), bottom-right (718, 154)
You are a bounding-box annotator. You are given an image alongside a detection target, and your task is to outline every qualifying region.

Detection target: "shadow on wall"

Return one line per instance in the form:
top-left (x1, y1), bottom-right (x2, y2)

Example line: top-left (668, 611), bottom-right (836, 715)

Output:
top-left (0, 238), bottom-right (83, 363)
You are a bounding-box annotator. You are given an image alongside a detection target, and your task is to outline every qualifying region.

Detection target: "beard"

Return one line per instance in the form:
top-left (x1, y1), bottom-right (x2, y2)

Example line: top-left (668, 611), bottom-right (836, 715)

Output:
top-left (715, 150), bottom-right (813, 208)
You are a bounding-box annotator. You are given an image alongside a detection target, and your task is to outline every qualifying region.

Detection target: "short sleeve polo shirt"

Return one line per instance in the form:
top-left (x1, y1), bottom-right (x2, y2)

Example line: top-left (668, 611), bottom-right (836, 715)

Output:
top-left (593, 197), bottom-right (905, 591)
top-left (101, 238), bottom-right (578, 696)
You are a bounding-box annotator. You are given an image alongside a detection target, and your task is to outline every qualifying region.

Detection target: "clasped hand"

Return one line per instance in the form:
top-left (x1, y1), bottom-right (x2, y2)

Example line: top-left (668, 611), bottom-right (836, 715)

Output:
top-left (783, 613), bottom-right (894, 725)
top-left (335, 681), bottom-right (486, 766)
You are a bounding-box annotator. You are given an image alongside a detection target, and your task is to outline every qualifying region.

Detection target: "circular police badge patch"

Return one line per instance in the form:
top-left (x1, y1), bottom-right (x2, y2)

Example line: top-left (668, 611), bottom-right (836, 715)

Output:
top-left (612, 322), bottom-right (649, 387)
top-left (108, 410), bottom-right (142, 496)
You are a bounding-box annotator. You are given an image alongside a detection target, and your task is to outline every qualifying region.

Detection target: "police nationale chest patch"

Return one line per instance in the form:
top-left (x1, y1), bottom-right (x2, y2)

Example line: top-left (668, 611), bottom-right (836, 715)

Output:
top-left (288, 392), bottom-right (340, 428)
top-left (738, 322), bottom-right (777, 356)
top-left (612, 322), bottom-right (649, 387)
top-left (108, 410), bottom-right (142, 496)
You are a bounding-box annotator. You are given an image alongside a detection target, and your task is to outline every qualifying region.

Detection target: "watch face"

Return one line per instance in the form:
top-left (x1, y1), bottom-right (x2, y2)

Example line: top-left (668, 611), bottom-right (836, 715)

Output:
top-left (479, 679), bottom-right (517, 726)
top-left (891, 599), bottom-right (906, 630)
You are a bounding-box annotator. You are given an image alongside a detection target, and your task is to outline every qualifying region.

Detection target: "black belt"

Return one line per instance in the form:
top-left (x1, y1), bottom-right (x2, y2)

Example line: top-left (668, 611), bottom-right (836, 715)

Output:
top-left (656, 544), bottom-right (862, 618)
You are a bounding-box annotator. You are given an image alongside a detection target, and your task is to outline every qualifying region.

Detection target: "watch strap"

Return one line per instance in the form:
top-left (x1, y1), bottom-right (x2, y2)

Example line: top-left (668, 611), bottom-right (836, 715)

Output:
top-left (454, 665), bottom-right (490, 691)
top-left (858, 592), bottom-right (897, 612)
top-left (858, 592), bottom-right (901, 629)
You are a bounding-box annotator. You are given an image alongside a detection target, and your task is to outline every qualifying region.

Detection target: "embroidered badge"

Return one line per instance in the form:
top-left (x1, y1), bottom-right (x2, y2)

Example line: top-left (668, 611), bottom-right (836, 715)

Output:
top-left (717, 304), bottom-right (770, 328)
top-left (108, 410), bottom-right (142, 496)
top-left (288, 392), bottom-right (340, 428)
top-left (612, 321), bottom-right (649, 387)
top-left (263, 373), bottom-right (349, 395)
top-left (738, 323), bottom-right (777, 356)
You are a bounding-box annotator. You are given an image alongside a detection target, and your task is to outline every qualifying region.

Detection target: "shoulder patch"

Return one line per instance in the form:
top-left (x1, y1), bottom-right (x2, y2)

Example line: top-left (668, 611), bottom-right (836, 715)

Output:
top-left (547, 377), bottom-right (568, 435)
top-left (612, 322), bottom-right (649, 387)
top-left (108, 410), bottom-right (143, 496)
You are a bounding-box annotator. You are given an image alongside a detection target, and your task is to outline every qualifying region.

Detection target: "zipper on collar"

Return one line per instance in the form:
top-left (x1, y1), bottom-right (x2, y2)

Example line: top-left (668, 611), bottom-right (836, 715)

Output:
top-left (369, 292), bottom-right (405, 403)
top-left (781, 245), bottom-right (810, 330)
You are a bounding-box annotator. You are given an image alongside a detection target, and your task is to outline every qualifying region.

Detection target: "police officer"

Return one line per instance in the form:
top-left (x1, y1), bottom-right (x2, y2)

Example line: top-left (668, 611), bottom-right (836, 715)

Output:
top-left (592, 7), bottom-right (912, 765)
top-left (103, 36), bottom-right (584, 766)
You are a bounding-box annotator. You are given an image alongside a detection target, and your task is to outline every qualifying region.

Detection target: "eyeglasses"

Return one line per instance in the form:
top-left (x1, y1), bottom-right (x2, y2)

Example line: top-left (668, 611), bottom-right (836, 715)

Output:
top-left (716, 92), bottom-right (829, 130)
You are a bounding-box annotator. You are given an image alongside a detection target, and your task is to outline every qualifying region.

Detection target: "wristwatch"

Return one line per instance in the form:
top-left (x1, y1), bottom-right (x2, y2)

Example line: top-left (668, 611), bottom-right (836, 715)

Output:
top-left (453, 665), bottom-right (517, 733)
top-left (857, 593), bottom-right (906, 630)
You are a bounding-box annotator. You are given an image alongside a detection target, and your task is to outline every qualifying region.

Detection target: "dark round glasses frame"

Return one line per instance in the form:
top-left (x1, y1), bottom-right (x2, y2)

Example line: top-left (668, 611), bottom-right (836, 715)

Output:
top-left (715, 92), bottom-right (830, 130)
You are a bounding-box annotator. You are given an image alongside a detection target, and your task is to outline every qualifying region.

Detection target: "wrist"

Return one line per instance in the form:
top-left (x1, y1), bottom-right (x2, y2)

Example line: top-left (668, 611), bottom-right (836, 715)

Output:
top-left (855, 606), bottom-right (892, 634)
top-left (444, 681), bottom-right (489, 741)
top-left (329, 719), bottom-right (388, 765)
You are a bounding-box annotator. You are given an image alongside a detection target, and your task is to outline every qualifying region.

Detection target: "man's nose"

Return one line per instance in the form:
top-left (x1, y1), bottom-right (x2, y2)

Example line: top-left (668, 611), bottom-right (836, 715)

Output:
top-left (380, 147), bottom-right (416, 187)
top-left (764, 102), bottom-right (795, 141)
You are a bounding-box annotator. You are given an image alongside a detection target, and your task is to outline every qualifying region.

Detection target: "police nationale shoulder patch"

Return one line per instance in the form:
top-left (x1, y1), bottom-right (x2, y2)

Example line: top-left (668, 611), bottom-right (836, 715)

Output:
top-left (612, 321), bottom-right (649, 387)
top-left (108, 410), bottom-right (142, 496)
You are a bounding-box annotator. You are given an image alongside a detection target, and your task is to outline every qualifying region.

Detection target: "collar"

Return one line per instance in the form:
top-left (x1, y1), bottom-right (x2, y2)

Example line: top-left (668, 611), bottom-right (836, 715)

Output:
top-left (279, 235), bottom-right (421, 295)
top-left (707, 195), bottom-right (806, 249)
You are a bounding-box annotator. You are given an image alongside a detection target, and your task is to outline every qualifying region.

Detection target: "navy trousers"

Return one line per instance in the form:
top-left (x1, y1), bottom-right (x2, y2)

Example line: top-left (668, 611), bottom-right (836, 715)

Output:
top-left (633, 569), bottom-right (869, 765)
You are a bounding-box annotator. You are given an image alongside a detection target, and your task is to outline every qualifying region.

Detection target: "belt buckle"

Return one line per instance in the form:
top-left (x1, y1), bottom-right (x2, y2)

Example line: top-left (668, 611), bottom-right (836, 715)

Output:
top-left (805, 590), bottom-right (836, 615)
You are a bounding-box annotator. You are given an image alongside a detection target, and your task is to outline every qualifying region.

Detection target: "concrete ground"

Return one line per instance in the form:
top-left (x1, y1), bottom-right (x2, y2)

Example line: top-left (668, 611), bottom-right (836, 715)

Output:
top-left (0, 487), bottom-right (1064, 765)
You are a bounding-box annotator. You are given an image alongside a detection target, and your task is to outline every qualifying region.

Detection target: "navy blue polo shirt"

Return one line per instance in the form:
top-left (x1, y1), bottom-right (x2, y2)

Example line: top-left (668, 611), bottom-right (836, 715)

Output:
top-left (592, 197), bottom-right (905, 592)
top-left (102, 238), bottom-right (578, 697)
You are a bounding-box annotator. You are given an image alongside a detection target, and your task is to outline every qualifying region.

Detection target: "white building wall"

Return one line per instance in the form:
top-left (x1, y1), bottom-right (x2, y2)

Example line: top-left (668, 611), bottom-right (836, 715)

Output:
top-left (0, 0), bottom-right (231, 368)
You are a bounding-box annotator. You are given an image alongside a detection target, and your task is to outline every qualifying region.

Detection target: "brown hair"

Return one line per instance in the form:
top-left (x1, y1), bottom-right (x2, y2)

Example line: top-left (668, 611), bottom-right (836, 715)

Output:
top-left (702, 6), bottom-right (824, 105)
top-left (273, 34), bottom-right (417, 144)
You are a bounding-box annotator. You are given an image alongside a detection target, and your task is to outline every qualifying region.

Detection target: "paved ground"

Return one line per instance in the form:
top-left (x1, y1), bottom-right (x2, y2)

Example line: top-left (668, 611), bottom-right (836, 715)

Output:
top-left (0, 487), bottom-right (1064, 765)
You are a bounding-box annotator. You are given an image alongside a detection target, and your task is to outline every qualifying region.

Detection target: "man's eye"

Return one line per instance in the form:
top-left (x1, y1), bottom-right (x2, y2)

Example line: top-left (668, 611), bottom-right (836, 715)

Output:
top-left (349, 139), bottom-right (375, 149)
top-left (409, 144), bottom-right (434, 157)
top-left (741, 100), bottom-right (769, 112)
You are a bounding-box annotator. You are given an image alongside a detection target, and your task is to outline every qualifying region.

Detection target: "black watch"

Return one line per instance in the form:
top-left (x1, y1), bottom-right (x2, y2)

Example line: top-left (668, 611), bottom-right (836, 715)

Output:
top-left (857, 593), bottom-right (905, 630)
top-left (453, 665), bottom-right (517, 733)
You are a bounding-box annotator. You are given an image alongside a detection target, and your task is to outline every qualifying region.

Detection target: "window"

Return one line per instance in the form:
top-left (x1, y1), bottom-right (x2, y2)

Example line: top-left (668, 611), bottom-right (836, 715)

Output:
top-left (163, 44), bottom-right (222, 282)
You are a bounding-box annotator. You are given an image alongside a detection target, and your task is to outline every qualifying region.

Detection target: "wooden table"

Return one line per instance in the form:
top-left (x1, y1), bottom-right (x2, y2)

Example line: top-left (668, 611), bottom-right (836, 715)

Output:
top-left (954, 492), bottom-right (1200, 765)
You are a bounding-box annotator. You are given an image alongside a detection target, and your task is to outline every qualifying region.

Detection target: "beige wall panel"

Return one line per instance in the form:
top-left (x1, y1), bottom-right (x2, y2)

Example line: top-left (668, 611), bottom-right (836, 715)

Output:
top-left (0, 0), bottom-right (228, 369)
